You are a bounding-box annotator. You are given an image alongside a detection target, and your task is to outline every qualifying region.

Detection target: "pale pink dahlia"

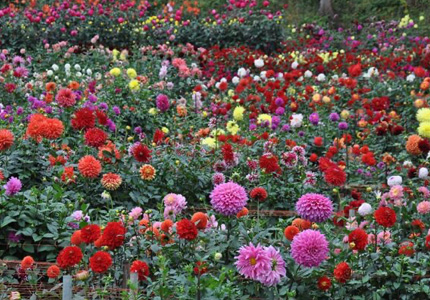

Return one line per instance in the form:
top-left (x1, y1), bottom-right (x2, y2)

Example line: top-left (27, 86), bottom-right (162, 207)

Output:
top-left (417, 201), bottom-right (430, 214)
top-left (296, 193), bottom-right (333, 223)
top-left (210, 182), bottom-right (248, 216)
top-left (290, 230), bottom-right (329, 268)
top-left (235, 242), bottom-right (271, 280)
top-left (258, 246), bottom-right (286, 286)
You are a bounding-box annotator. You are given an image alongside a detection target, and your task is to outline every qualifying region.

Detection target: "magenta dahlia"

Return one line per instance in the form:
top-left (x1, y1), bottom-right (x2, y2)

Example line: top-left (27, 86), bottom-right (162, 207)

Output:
top-left (210, 182), bottom-right (248, 216)
top-left (234, 242), bottom-right (271, 280)
top-left (295, 193), bottom-right (333, 223)
top-left (290, 229), bottom-right (329, 268)
top-left (259, 246), bottom-right (286, 286)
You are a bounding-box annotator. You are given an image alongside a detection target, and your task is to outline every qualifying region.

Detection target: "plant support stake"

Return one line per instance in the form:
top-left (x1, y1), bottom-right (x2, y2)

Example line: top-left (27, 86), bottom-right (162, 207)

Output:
top-left (62, 275), bottom-right (73, 300)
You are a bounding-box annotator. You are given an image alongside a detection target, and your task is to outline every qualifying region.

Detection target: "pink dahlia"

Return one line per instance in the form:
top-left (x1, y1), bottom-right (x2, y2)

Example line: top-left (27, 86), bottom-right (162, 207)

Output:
top-left (259, 246), bottom-right (286, 286)
top-left (417, 201), bottom-right (430, 214)
top-left (210, 182), bottom-right (248, 216)
top-left (290, 229), bottom-right (329, 268)
top-left (56, 88), bottom-right (76, 107)
top-left (235, 242), bottom-right (271, 280)
top-left (296, 193), bottom-right (333, 223)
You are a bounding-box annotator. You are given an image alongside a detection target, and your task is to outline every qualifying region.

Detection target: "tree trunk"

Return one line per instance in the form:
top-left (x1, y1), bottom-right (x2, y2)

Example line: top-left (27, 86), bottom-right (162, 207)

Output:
top-left (319, 0), bottom-right (334, 16)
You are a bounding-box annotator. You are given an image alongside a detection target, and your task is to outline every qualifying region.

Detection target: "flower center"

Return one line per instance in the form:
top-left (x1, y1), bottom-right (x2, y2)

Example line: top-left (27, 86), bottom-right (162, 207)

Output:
top-left (249, 258), bottom-right (257, 265)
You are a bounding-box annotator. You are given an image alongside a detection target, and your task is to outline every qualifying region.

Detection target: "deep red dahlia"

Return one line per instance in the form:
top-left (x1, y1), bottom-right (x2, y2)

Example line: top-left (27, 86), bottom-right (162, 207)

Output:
top-left (81, 224), bottom-right (101, 244)
top-left (89, 251), bottom-right (112, 273)
top-left (222, 143), bottom-right (235, 164)
top-left (374, 207), bottom-right (396, 228)
top-left (176, 219), bottom-right (198, 241)
top-left (132, 143), bottom-right (152, 163)
top-left (317, 276), bottom-right (332, 291)
top-left (130, 260), bottom-right (150, 281)
top-left (348, 228), bottom-right (368, 251)
top-left (418, 138), bottom-right (430, 154)
top-left (193, 261), bottom-right (208, 276)
top-left (85, 128), bottom-right (107, 148)
top-left (333, 262), bottom-right (352, 283)
top-left (101, 222), bottom-right (126, 250)
top-left (324, 167), bottom-right (346, 186)
top-left (71, 107), bottom-right (95, 130)
top-left (250, 187), bottom-right (268, 201)
top-left (57, 246), bottom-right (83, 269)
top-left (259, 153), bottom-right (280, 174)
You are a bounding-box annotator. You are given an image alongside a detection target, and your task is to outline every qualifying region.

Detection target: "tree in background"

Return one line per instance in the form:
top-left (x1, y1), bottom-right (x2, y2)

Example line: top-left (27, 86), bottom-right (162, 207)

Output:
top-left (319, 0), bottom-right (334, 16)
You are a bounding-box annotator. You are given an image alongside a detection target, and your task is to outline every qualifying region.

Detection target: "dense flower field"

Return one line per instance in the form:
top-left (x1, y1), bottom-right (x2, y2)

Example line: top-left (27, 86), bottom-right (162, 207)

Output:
top-left (1, 1), bottom-right (430, 299)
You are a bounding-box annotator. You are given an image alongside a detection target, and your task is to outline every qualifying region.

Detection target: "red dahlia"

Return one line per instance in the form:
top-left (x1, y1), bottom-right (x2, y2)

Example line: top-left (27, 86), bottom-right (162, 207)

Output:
top-left (398, 242), bottom-right (415, 256)
top-left (57, 246), bottom-right (83, 269)
top-left (324, 167), bottom-right (346, 186)
top-left (317, 276), bottom-right (332, 291)
top-left (259, 153), bottom-right (281, 174)
top-left (153, 129), bottom-right (165, 145)
top-left (130, 260), bottom-right (150, 281)
top-left (222, 143), bottom-right (235, 164)
top-left (84, 128), bottom-right (107, 148)
top-left (333, 262), bottom-right (352, 283)
top-left (71, 107), bottom-right (95, 130)
top-left (176, 219), bottom-right (198, 241)
top-left (348, 228), bottom-right (368, 251)
top-left (425, 235), bottom-right (430, 249)
top-left (374, 207), bottom-right (396, 228)
top-left (101, 222), bottom-right (126, 250)
top-left (193, 261), bottom-right (208, 276)
top-left (81, 224), bottom-right (101, 244)
top-left (89, 251), bottom-right (112, 273)
top-left (131, 143), bottom-right (152, 163)
top-left (250, 187), bottom-right (268, 201)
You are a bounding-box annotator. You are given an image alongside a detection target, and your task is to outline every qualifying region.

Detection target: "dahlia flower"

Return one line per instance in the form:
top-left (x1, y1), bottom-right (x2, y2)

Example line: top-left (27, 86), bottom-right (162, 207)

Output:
top-left (210, 182), bottom-right (248, 216)
top-left (295, 193), bottom-right (333, 223)
top-left (290, 230), bottom-right (329, 268)
top-left (235, 243), bottom-right (271, 280)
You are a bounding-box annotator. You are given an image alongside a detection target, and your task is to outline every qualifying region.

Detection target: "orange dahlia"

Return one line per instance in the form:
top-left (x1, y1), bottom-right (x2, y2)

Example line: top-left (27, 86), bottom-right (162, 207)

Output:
top-left (406, 135), bottom-right (422, 155)
top-left (46, 265), bottom-right (60, 278)
top-left (26, 114), bottom-right (64, 140)
top-left (98, 141), bottom-right (121, 163)
top-left (292, 218), bottom-right (312, 231)
top-left (0, 129), bottom-right (14, 151)
top-left (42, 118), bottom-right (64, 139)
top-left (78, 155), bottom-right (102, 178)
top-left (21, 256), bottom-right (34, 269)
top-left (236, 207), bottom-right (249, 218)
top-left (101, 173), bottom-right (122, 190)
top-left (284, 225), bottom-right (300, 241)
top-left (139, 164), bottom-right (156, 180)
top-left (191, 212), bottom-right (208, 230)
top-left (70, 230), bottom-right (83, 246)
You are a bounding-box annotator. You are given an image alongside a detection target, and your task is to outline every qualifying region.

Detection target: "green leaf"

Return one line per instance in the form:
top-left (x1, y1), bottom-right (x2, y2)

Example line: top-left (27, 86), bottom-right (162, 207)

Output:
top-left (1, 216), bottom-right (16, 227)
top-left (22, 244), bottom-right (35, 253)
